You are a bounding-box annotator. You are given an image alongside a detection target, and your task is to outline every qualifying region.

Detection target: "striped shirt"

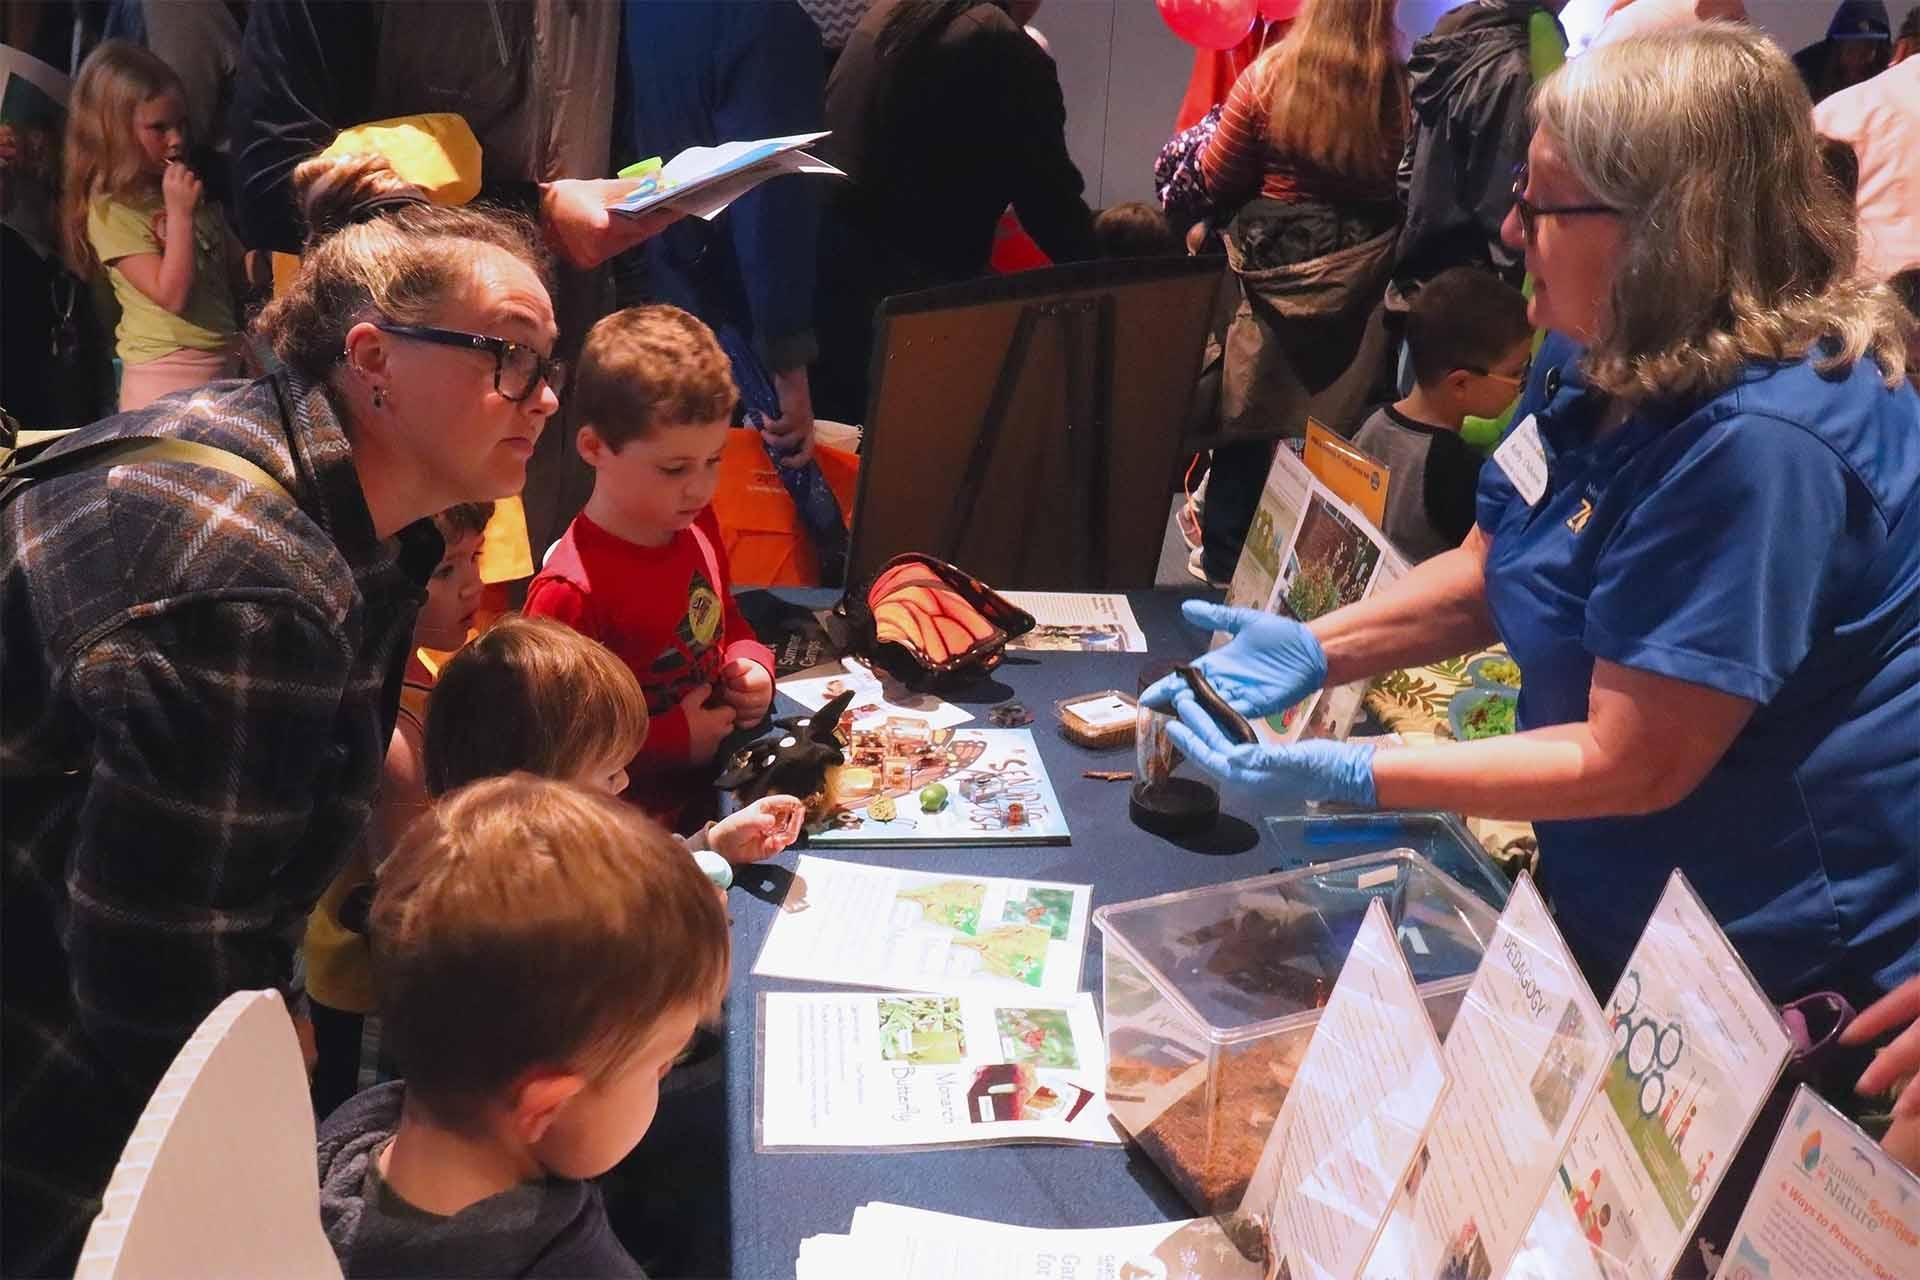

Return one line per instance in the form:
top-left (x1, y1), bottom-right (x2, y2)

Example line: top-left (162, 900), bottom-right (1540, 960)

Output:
top-left (1, 373), bottom-right (439, 1275)
top-left (1198, 62), bottom-right (1397, 209)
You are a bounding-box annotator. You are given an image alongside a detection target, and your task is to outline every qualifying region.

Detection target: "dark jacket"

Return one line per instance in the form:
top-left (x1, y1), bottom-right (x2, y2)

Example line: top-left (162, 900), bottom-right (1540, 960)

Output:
top-left (811, 0), bottom-right (1096, 420)
top-left (1217, 200), bottom-right (1399, 439)
top-left (1793, 0), bottom-right (1892, 104)
top-left (228, 0), bottom-right (619, 254)
top-left (0, 375), bottom-right (439, 1276)
top-left (1392, 0), bottom-right (1560, 293)
top-left (822, 0), bottom-right (1094, 284)
top-left (318, 1082), bottom-right (647, 1278)
top-left (619, 0), bottom-right (825, 373)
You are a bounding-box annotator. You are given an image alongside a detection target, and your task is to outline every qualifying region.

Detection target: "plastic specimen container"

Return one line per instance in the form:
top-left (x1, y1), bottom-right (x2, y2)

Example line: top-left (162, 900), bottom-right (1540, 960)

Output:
top-left (1094, 848), bottom-right (1500, 1216)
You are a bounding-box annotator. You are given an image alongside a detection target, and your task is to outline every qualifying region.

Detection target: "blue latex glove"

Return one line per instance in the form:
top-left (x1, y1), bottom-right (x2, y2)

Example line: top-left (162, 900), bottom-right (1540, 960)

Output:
top-left (1140, 601), bottom-right (1329, 719)
top-left (1165, 690), bottom-right (1378, 808)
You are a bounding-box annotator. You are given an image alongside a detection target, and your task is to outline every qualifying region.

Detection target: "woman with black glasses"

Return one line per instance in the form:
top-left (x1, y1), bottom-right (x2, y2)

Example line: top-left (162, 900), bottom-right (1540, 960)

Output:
top-left (1149, 20), bottom-right (1916, 1098)
top-left (0, 151), bottom-right (562, 1277)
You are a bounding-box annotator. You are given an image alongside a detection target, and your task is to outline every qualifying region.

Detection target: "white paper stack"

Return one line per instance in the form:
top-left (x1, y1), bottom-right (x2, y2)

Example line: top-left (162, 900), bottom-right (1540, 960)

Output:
top-left (610, 132), bottom-right (841, 223)
top-left (795, 1203), bottom-right (1261, 1280)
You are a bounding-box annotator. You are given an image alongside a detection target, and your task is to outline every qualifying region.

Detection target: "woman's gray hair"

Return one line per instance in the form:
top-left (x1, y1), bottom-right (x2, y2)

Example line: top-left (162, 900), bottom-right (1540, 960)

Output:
top-left (1533, 21), bottom-right (1910, 403)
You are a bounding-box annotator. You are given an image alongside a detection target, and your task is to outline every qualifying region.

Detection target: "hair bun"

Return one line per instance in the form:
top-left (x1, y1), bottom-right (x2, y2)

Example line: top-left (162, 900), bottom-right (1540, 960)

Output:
top-left (291, 151), bottom-right (430, 244)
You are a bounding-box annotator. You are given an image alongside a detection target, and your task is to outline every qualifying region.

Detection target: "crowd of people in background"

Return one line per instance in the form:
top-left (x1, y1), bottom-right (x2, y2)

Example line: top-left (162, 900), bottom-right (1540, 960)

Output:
top-left (1, 1), bottom-right (1917, 1278)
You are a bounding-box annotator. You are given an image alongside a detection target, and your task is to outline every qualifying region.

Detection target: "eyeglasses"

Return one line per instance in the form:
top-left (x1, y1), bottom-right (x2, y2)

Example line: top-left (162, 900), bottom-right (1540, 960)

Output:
top-left (1509, 164), bottom-right (1620, 242)
top-left (373, 323), bottom-right (566, 402)
top-left (1466, 358), bottom-right (1532, 388)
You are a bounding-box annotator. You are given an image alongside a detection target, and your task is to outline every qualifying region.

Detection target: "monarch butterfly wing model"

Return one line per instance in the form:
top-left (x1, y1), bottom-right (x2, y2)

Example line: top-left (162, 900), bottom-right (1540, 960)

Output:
top-left (715, 689), bottom-right (856, 807)
top-left (839, 554), bottom-right (1035, 688)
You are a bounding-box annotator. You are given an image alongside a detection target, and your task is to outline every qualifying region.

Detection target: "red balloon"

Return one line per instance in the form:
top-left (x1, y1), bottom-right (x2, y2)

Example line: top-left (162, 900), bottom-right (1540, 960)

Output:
top-left (1258, 0), bottom-right (1304, 20)
top-left (1156, 0), bottom-right (1260, 52)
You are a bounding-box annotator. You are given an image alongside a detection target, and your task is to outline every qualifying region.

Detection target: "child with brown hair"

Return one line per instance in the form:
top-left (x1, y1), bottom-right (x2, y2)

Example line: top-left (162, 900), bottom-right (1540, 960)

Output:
top-left (304, 501), bottom-right (494, 1119)
top-left (1353, 267), bottom-right (1532, 563)
top-left (524, 305), bottom-right (776, 833)
top-left (316, 775), bottom-right (728, 1278)
top-left (425, 614), bottom-right (803, 878)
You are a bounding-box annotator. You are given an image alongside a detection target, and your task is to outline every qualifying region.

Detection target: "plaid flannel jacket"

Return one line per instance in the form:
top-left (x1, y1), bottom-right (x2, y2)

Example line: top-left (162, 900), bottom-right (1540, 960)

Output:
top-left (0, 373), bottom-right (439, 1276)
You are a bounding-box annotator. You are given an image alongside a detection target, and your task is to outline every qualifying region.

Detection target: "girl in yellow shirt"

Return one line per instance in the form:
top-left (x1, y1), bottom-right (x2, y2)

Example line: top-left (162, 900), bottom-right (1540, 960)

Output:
top-left (61, 40), bottom-right (245, 411)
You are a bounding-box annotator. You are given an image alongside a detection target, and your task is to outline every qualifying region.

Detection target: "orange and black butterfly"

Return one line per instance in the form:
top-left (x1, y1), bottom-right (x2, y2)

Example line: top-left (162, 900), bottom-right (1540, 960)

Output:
top-left (839, 553), bottom-right (1034, 687)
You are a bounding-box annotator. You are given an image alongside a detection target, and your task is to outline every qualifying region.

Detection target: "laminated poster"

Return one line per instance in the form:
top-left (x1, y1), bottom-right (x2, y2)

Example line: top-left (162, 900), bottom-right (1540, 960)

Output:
top-left (1718, 1083), bottom-right (1919, 1280)
top-left (1506, 872), bottom-right (1793, 1280)
top-left (1222, 441), bottom-right (1314, 619)
top-left (1238, 898), bottom-right (1451, 1280)
top-left (1304, 419), bottom-right (1391, 529)
top-left (1000, 591), bottom-right (1148, 653)
top-left (1219, 440), bottom-right (1408, 747)
top-left (751, 856), bottom-right (1091, 998)
top-left (779, 656), bottom-right (973, 733)
top-left (797, 1202), bottom-right (1261, 1280)
top-left (755, 990), bottom-right (1116, 1150)
top-left (806, 728), bottom-right (1071, 849)
top-left (1361, 874), bottom-right (1611, 1280)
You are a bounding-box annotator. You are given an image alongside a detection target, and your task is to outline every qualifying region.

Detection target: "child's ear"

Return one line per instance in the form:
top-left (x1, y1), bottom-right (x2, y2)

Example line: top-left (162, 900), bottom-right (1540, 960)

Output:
top-left (576, 424), bottom-right (610, 466)
top-left (1442, 369), bottom-right (1475, 398)
top-left (509, 1069), bottom-right (587, 1146)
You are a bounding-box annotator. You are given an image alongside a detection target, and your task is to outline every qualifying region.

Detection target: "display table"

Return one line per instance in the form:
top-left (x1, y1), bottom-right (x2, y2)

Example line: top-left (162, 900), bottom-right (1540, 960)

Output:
top-left (606, 588), bottom-right (1511, 1278)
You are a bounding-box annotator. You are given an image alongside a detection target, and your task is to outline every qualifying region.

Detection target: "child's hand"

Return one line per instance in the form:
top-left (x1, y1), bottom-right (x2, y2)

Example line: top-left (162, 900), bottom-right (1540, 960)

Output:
top-left (718, 657), bottom-right (773, 728)
top-left (680, 682), bottom-right (737, 764)
top-left (162, 161), bottom-right (202, 219)
top-left (708, 795), bottom-right (806, 864)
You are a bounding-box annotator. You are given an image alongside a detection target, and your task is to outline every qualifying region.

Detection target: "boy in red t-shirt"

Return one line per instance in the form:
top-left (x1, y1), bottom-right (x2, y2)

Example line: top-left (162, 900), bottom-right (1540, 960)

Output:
top-left (525, 306), bottom-right (775, 830)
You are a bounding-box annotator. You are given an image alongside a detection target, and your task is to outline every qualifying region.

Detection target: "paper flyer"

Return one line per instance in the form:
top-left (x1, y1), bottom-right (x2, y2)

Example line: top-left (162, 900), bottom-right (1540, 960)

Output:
top-left (610, 131), bottom-right (842, 223)
top-left (797, 1203), bottom-right (1260, 1280)
top-left (1238, 898), bottom-right (1451, 1280)
top-left (780, 656), bottom-right (973, 733)
top-left (1718, 1084), bottom-right (1919, 1280)
top-left (1361, 875), bottom-right (1611, 1280)
top-left (755, 990), bottom-right (1116, 1150)
top-left (808, 728), bottom-right (1071, 848)
top-left (752, 856), bottom-right (1092, 998)
top-left (1000, 592), bottom-right (1148, 653)
top-left (1506, 872), bottom-right (1794, 1280)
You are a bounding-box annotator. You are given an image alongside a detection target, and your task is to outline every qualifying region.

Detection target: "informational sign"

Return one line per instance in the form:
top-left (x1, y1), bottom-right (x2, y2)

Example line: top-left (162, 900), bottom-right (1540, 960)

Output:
top-left (1718, 1084), bottom-right (1920, 1280)
top-left (1507, 873), bottom-right (1794, 1280)
top-left (1239, 899), bottom-right (1450, 1280)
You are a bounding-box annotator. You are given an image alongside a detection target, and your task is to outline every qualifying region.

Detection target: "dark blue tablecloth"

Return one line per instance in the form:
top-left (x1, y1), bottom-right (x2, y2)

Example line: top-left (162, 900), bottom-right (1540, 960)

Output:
top-left (604, 589), bottom-right (1503, 1278)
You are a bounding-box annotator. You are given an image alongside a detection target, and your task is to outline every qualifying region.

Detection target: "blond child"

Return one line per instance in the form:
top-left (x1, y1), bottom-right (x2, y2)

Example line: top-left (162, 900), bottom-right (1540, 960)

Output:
top-left (61, 40), bottom-right (245, 411)
top-left (316, 776), bottom-right (725, 1277)
top-left (424, 614), bottom-right (804, 881)
top-left (523, 305), bottom-right (774, 834)
top-left (304, 502), bottom-right (492, 1119)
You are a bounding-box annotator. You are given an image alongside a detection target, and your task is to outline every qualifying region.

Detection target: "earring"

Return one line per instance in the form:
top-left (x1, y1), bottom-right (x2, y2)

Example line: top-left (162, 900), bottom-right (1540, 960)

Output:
top-left (371, 386), bottom-right (387, 409)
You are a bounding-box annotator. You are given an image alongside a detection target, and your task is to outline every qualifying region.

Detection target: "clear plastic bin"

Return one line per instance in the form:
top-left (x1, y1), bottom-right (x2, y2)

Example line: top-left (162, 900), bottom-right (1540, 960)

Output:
top-left (1262, 811), bottom-right (1512, 913)
top-left (1094, 848), bottom-right (1499, 1217)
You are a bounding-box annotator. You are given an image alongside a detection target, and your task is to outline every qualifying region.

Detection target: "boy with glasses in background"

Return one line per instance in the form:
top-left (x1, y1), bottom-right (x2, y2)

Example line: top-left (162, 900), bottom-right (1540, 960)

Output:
top-left (1355, 267), bottom-right (1533, 562)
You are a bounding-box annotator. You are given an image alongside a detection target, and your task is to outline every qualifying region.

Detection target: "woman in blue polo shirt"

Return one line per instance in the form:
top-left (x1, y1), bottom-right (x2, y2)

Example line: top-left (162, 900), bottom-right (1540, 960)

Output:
top-left (1149, 23), bottom-right (1919, 1013)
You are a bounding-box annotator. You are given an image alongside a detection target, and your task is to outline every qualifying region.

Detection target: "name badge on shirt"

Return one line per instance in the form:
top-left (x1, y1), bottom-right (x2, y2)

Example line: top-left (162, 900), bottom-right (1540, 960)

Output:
top-left (1493, 414), bottom-right (1549, 507)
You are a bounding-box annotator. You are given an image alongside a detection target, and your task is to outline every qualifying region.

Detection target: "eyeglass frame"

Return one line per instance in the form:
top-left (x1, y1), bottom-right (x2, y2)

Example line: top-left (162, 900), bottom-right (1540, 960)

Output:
top-left (370, 323), bottom-right (566, 402)
top-left (1463, 357), bottom-right (1532, 388)
top-left (1508, 163), bottom-right (1621, 242)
